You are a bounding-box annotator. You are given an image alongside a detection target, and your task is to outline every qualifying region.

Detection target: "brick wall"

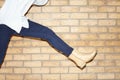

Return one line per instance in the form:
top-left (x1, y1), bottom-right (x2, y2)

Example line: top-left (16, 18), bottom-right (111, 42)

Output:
top-left (0, 0), bottom-right (120, 80)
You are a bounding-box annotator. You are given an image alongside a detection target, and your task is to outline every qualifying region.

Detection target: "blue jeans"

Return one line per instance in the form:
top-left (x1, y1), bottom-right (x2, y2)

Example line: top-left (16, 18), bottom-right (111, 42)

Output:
top-left (0, 20), bottom-right (73, 64)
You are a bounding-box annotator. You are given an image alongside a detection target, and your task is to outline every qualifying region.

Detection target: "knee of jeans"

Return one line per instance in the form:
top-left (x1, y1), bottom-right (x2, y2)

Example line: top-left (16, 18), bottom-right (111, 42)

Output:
top-left (45, 27), bottom-right (55, 35)
top-left (44, 31), bottom-right (56, 41)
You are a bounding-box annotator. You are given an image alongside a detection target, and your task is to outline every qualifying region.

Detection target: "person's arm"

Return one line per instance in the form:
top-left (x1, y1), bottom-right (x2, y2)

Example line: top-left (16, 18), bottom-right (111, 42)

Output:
top-left (33, 0), bottom-right (49, 6)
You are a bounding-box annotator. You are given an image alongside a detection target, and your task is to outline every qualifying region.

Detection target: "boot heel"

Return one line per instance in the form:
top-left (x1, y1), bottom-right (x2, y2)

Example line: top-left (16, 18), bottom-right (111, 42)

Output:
top-left (68, 54), bottom-right (86, 69)
top-left (73, 57), bottom-right (86, 69)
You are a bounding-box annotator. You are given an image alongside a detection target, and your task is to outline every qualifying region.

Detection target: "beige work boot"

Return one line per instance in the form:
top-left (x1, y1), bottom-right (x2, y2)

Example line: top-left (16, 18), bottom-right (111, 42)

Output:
top-left (68, 48), bottom-right (97, 68)
top-left (68, 53), bottom-right (86, 68)
top-left (73, 48), bottom-right (97, 63)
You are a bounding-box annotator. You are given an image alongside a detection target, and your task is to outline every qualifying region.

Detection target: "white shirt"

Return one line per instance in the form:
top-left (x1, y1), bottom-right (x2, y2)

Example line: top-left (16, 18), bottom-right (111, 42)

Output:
top-left (0, 0), bottom-right (48, 33)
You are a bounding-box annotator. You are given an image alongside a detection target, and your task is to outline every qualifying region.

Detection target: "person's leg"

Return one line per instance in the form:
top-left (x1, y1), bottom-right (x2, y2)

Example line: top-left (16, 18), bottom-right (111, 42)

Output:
top-left (19, 20), bottom-right (73, 57)
top-left (0, 24), bottom-right (15, 66)
top-left (19, 20), bottom-right (97, 68)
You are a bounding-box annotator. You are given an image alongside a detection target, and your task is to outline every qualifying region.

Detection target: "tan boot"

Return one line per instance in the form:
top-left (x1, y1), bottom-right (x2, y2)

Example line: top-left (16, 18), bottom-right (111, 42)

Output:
top-left (68, 52), bottom-right (86, 69)
top-left (68, 48), bottom-right (97, 68)
top-left (72, 49), bottom-right (97, 63)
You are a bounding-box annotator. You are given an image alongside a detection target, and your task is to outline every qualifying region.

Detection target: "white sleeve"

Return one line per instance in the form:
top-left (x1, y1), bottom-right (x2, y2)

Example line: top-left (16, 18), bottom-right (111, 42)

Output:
top-left (33, 0), bottom-right (49, 6)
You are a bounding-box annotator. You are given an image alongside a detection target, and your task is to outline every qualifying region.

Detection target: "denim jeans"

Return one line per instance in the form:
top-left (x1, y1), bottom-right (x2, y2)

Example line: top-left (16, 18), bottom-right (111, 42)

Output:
top-left (0, 20), bottom-right (73, 64)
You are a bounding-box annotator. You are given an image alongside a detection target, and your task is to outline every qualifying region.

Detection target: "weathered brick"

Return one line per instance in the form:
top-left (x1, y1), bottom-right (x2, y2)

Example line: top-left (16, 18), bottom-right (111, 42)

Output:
top-left (33, 13), bottom-right (51, 20)
top-left (71, 27), bottom-right (89, 33)
top-left (89, 41), bottom-right (105, 46)
top-left (109, 13), bottom-right (120, 19)
top-left (25, 75), bottom-right (41, 80)
top-left (42, 7), bottom-right (60, 12)
top-left (51, 13), bottom-right (69, 19)
top-left (94, 53), bottom-right (104, 60)
top-left (61, 74), bottom-right (78, 80)
top-left (68, 41), bottom-right (89, 46)
top-left (109, 27), bottom-right (120, 32)
top-left (50, 54), bottom-right (67, 60)
top-left (89, 13), bottom-right (107, 19)
top-left (12, 41), bottom-right (31, 47)
top-left (61, 6), bottom-right (79, 12)
top-left (97, 73), bottom-right (114, 79)
top-left (61, 20), bottom-right (79, 26)
top-left (40, 20), bottom-right (61, 26)
top-left (23, 48), bottom-right (40, 54)
top-left (105, 41), bottom-right (120, 46)
top-left (115, 74), bottom-right (120, 79)
top-left (7, 48), bottom-right (23, 54)
top-left (107, 0), bottom-right (120, 5)
top-left (116, 60), bottom-right (120, 66)
top-left (32, 54), bottom-right (49, 60)
top-left (6, 61), bottom-right (23, 67)
top-left (42, 74), bottom-right (60, 80)
top-left (5, 55), bottom-right (13, 60)
top-left (50, 67), bottom-right (68, 73)
top-left (61, 61), bottom-right (75, 67)
top-left (41, 47), bottom-right (57, 53)
top-left (105, 54), bottom-right (120, 60)
top-left (80, 20), bottom-right (97, 26)
top-left (117, 20), bottom-right (120, 25)
top-left (60, 34), bottom-right (79, 40)
top-left (80, 34), bottom-right (98, 40)
top-left (117, 7), bottom-right (120, 12)
top-left (105, 67), bottom-right (120, 72)
top-left (114, 47), bottom-right (120, 53)
top-left (98, 60), bottom-right (115, 66)
top-left (88, 0), bottom-right (106, 5)
top-left (80, 6), bottom-right (97, 12)
top-left (51, 0), bottom-right (69, 5)
top-left (42, 61), bottom-right (60, 67)
top-left (24, 61), bottom-right (41, 67)
top-left (99, 6), bottom-right (115, 12)
top-left (0, 68), bottom-right (13, 73)
top-left (99, 20), bottom-right (116, 26)
top-left (71, 13), bottom-right (88, 19)
top-left (87, 67), bottom-right (104, 73)
top-left (70, 0), bottom-right (87, 5)
top-left (99, 34), bottom-right (117, 40)
top-left (6, 75), bottom-right (23, 80)
top-left (0, 75), bottom-right (5, 80)
top-left (32, 68), bottom-right (49, 73)
top-left (14, 55), bottom-right (31, 60)
top-left (14, 68), bottom-right (31, 73)
top-left (90, 27), bottom-right (107, 33)
top-left (79, 73), bottom-right (96, 79)
top-left (97, 47), bottom-right (114, 53)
